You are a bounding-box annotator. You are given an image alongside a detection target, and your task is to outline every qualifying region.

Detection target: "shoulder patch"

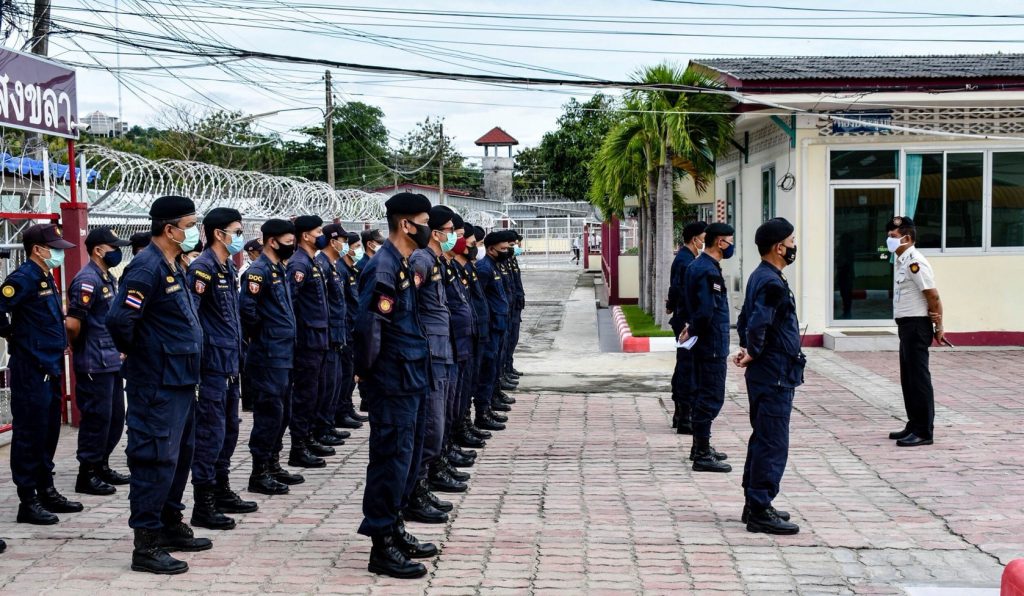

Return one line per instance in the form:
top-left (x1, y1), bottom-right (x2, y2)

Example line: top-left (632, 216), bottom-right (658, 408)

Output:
top-left (247, 273), bottom-right (263, 283)
top-left (195, 280), bottom-right (207, 295)
top-left (909, 262), bottom-right (920, 274)
top-left (2, 284), bottom-right (15, 298)
top-left (194, 269), bottom-right (213, 281)
top-left (372, 282), bottom-right (397, 321)
top-left (294, 270), bottom-right (305, 283)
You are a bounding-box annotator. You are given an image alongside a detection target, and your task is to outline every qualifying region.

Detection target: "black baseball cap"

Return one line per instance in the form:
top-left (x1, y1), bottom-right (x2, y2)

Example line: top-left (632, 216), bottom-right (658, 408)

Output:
top-left (86, 227), bottom-right (131, 252)
top-left (24, 223), bottom-right (75, 249)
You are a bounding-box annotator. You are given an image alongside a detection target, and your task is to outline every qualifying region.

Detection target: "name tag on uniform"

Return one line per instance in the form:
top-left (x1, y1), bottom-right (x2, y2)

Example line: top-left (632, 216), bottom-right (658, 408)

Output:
top-left (399, 279), bottom-right (411, 290)
top-left (165, 283), bottom-right (182, 294)
top-left (38, 289), bottom-right (53, 297)
top-left (712, 283), bottom-right (722, 292)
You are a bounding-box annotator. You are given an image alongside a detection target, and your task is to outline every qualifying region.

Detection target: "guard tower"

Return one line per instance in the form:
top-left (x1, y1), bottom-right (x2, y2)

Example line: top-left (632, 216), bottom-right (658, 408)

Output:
top-left (475, 127), bottom-right (518, 204)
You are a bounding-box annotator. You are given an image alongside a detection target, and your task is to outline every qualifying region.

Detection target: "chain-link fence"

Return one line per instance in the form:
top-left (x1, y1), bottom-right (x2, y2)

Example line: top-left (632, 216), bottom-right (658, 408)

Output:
top-left (509, 216), bottom-right (588, 270)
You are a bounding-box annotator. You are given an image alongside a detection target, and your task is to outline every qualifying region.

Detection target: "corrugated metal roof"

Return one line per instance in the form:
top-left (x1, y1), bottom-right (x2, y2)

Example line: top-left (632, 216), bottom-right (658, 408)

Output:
top-left (692, 54), bottom-right (1024, 81)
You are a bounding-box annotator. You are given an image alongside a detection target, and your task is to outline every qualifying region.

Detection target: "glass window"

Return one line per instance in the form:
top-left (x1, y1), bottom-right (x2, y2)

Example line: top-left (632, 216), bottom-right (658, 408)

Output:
top-left (992, 152), bottom-right (1024, 248)
top-left (725, 179), bottom-right (736, 225)
top-left (761, 167), bottom-right (775, 223)
top-left (830, 150), bottom-right (899, 180)
top-left (945, 153), bottom-right (983, 248)
top-left (906, 154), bottom-right (943, 249)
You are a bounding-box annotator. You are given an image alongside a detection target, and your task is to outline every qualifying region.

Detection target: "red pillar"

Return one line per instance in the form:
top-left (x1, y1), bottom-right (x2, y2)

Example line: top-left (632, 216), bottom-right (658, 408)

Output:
top-left (583, 223), bottom-right (590, 269)
top-left (59, 140), bottom-right (89, 426)
top-left (602, 217), bottom-right (620, 305)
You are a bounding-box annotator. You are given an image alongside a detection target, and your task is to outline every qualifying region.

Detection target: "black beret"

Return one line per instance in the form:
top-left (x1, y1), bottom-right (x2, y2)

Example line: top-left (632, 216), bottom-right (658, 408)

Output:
top-left (322, 223), bottom-right (346, 240)
top-left (483, 232), bottom-right (507, 247)
top-left (129, 232), bottom-right (151, 250)
top-left (474, 226), bottom-right (487, 242)
top-left (203, 207), bottom-right (242, 232)
top-left (683, 221), bottom-right (708, 243)
top-left (886, 215), bottom-right (915, 231)
top-left (754, 217), bottom-right (795, 252)
top-left (346, 232), bottom-right (360, 245)
top-left (360, 229), bottom-right (377, 245)
top-left (428, 205), bottom-right (455, 230)
top-left (462, 226), bottom-right (477, 241)
top-left (243, 239), bottom-right (262, 252)
top-left (386, 192), bottom-right (431, 216)
top-left (85, 226), bottom-right (130, 251)
top-left (450, 213), bottom-right (464, 230)
top-left (149, 195), bottom-right (195, 220)
top-left (294, 215), bottom-right (323, 234)
top-left (704, 222), bottom-right (735, 243)
top-left (261, 218), bottom-right (295, 238)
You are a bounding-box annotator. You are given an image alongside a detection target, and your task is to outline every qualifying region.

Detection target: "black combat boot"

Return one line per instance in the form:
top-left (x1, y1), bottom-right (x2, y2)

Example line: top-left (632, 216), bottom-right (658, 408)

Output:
top-left (306, 436), bottom-right (336, 457)
top-left (403, 483), bottom-right (449, 524)
top-left (498, 393), bottom-right (516, 405)
top-left (746, 507), bottom-right (800, 535)
top-left (39, 487), bottom-right (83, 513)
top-left (441, 458), bottom-right (470, 482)
top-left (420, 481), bottom-right (453, 513)
top-left (688, 443), bottom-right (727, 461)
top-left (98, 458), bottom-right (131, 485)
top-left (394, 518), bottom-right (438, 559)
top-left (691, 437), bottom-right (732, 473)
top-left (491, 401), bottom-right (511, 413)
top-left (159, 513), bottom-right (213, 552)
top-left (248, 461), bottom-right (289, 495)
top-left (328, 428), bottom-right (351, 441)
top-left (476, 412), bottom-right (505, 431)
top-left (76, 462), bottom-right (116, 496)
top-left (269, 454), bottom-right (305, 485)
top-left (131, 528), bottom-right (188, 575)
top-left (448, 449), bottom-right (476, 468)
top-left (317, 431), bottom-right (345, 447)
top-left (16, 489), bottom-right (58, 525)
top-left (489, 409), bottom-right (509, 423)
top-left (336, 413), bottom-right (364, 429)
top-left (511, 367), bottom-right (523, 376)
top-left (215, 476), bottom-right (259, 513)
top-left (428, 465), bottom-right (468, 493)
top-left (467, 416), bottom-right (492, 439)
top-left (190, 485), bottom-right (236, 530)
top-left (368, 534), bottom-right (427, 579)
top-left (455, 426), bottom-right (486, 449)
top-left (0, 538), bottom-right (5, 553)
top-left (289, 442), bottom-right (326, 468)
top-left (741, 502), bottom-right (790, 524)
top-left (499, 377), bottom-right (518, 391)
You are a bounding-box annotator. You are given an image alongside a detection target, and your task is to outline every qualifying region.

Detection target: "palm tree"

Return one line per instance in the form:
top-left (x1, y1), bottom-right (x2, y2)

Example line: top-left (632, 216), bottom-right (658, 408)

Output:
top-left (590, 63), bottom-right (734, 324)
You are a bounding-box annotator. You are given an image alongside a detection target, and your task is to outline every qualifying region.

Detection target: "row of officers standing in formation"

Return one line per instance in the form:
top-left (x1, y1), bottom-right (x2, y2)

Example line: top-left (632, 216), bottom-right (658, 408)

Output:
top-left (0, 191), bottom-right (528, 579)
top-left (666, 214), bottom-right (943, 537)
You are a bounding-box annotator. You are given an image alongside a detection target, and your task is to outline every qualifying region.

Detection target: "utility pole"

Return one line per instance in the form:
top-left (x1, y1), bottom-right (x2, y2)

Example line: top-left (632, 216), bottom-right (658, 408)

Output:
top-left (438, 122), bottom-right (445, 205)
top-left (30, 0), bottom-right (50, 56)
top-left (325, 70), bottom-right (335, 189)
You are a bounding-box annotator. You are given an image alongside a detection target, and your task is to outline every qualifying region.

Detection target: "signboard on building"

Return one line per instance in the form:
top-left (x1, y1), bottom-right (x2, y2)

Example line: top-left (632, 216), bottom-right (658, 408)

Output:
top-left (0, 47), bottom-right (78, 139)
top-left (831, 110), bottom-right (893, 134)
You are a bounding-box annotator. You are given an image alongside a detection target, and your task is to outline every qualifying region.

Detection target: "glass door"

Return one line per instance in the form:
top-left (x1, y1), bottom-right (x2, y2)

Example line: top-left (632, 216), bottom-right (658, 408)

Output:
top-left (831, 186), bottom-right (897, 324)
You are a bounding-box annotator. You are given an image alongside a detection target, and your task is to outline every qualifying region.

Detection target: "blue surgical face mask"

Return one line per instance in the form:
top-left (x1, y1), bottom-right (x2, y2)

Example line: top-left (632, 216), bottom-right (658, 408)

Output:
top-left (513, 246), bottom-right (524, 256)
top-left (102, 248), bottom-right (123, 268)
top-left (440, 231), bottom-right (457, 252)
top-left (177, 225), bottom-right (200, 252)
top-left (315, 235), bottom-right (330, 250)
top-left (44, 247), bottom-right (65, 270)
top-left (340, 242), bottom-right (349, 255)
top-left (352, 247), bottom-right (365, 262)
top-left (224, 230), bottom-right (245, 256)
top-left (722, 242), bottom-right (735, 260)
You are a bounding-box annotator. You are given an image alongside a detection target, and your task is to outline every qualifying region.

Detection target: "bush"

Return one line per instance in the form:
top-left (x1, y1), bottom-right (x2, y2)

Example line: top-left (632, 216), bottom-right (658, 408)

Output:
top-left (620, 305), bottom-right (674, 337)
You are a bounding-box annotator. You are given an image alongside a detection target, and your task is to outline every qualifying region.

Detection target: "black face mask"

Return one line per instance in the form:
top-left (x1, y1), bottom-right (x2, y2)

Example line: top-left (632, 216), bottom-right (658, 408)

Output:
top-left (467, 246), bottom-right (479, 260)
top-left (496, 247), bottom-right (513, 261)
top-left (406, 220), bottom-right (431, 249)
top-left (274, 241), bottom-right (296, 261)
top-left (783, 245), bottom-right (797, 264)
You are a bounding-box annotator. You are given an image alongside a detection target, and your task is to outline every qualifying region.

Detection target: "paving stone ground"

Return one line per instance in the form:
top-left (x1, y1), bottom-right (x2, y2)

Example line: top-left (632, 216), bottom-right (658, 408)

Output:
top-left (0, 269), bottom-right (1020, 595)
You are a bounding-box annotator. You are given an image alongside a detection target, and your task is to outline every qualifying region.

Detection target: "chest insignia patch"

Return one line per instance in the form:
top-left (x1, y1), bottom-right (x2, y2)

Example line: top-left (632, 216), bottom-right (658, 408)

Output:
top-left (249, 281), bottom-right (261, 294)
top-left (909, 263), bottom-right (920, 274)
top-left (294, 271), bottom-right (305, 283)
top-left (2, 285), bottom-right (15, 298)
top-left (195, 280), bottom-right (207, 294)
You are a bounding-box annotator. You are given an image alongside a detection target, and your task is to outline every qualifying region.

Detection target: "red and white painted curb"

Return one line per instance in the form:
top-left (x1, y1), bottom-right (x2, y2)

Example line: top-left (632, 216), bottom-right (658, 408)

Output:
top-left (611, 306), bottom-right (677, 353)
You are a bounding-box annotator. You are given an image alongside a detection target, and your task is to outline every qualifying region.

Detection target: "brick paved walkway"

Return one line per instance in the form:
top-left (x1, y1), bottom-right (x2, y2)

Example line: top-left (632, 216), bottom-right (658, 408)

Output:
top-left (0, 270), bottom-right (1019, 594)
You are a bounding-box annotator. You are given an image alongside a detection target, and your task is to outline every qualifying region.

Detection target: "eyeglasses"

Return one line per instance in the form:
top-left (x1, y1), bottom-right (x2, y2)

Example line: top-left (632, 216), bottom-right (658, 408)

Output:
top-left (220, 228), bottom-right (244, 238)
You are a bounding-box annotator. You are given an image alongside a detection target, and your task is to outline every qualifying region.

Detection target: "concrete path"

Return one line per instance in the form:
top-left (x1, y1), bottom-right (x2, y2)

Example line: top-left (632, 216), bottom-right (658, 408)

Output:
top-left (0, 268), bottom-right (1018, 594)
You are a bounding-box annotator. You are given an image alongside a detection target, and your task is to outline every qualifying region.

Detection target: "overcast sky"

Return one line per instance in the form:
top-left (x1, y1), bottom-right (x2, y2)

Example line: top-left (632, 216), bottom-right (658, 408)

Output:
top-left (9, 0), bottom-right (1024, 181)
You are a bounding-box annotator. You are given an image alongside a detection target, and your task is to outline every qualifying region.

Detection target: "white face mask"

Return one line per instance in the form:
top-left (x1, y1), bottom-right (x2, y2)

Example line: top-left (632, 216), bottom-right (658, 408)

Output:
top-left (886, 235), bottom-right (908, 252)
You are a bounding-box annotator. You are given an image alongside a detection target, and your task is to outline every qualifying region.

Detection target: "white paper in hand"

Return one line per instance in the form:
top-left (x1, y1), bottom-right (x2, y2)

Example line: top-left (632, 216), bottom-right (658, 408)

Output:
top-left (676, 336), bottom-right (698, 350)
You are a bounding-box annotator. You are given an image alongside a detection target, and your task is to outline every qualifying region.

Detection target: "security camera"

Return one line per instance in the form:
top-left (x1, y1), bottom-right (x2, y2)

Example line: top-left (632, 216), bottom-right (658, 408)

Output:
top-left (71, 121), bottom-right (91, 132)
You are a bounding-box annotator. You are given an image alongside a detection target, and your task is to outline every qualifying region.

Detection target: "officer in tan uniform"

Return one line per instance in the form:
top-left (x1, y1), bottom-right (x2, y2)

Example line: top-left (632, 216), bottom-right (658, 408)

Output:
top-left (885, 216), bottom-right (944, 447)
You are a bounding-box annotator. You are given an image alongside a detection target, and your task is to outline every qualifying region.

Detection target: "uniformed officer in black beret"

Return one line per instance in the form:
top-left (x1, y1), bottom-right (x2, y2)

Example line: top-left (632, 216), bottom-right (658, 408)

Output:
top-left (240, 219), bottom-right (304, 496)
top-left (107, 196), bottom-right (210, 574)
top-left (502, 231), bottom-right (525, 387)
top-left (474, 231), bottom-right (514, 430)
top-left (667, 221), bottom-right (707, 433)
top-left (68, 227), bottom-right (132, 497)
top-left (286, 214), bottom-right (335, 467)
top-left (1, 223), bottom-right (82, 526)
top-left (683, 221), bottom-right (735, 473)
top-left (358, 229), bottom-right (384, 271)
top-left (187, 208), bottom-right (257, 531)
top-left (334, 230), bottom-right (367, 429)
top-left (735, 217), bottom-right (804, 535)
top-left (355, 192), bottom-right (437, 579)
top-left (312, 223), bottom-right (353, 447)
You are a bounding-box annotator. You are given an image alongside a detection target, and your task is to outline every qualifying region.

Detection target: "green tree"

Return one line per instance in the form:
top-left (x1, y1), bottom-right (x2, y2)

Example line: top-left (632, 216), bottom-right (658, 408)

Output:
top-left (396, 116), bottom-right (481, 192)
top-left (537, 94), bottom-right (619, 201)
top-left (282, 101), bottom-right (391, 187)
top-left (513, 145), bottom-right (546, 190)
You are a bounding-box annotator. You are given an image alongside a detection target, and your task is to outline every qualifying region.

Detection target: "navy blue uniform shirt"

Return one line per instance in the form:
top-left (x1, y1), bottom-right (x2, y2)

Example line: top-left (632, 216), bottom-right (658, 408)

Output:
top-left (466, 260), bottom-right (490, 340)
top-left (339, 258), bottom-right (359, 342)
top-left (409, 248), bottom-right (452, 363)
top-left (684, 252), bottom-right (730, 360)
top-left (737, 261), bottom-right (806, 388)
top-left (188, 248), bottom-right (242, 375)
top-left (287, 249), bottom-right (329, 352)
top-left (67, 260), bottom-right (121, 374)
top-left (107, 243), bottom-right (203, 387)
top-left (239, 255), bottom-right (296, 369)
top-left (476, 255), bottom-right (510, 331)
top-left (667, 248), bottom-right (697, 333)
top-left (444, 257), bottom-right (476, 362)
top-left (353, 240), bottom-right (430, 396)
top-left (0, 260), bottom-right (67, 376)
top-left (315, 251), bottom-right (349, 347)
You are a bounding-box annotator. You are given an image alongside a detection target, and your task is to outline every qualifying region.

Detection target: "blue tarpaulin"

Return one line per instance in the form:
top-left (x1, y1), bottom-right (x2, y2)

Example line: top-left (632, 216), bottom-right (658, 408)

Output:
top-left (0, 153), bottom-right (100, 183)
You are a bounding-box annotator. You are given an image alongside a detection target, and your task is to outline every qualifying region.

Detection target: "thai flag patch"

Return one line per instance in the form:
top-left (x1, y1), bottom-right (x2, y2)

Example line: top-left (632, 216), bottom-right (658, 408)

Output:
top-left (125, 296), bottom-right (143, 309)
top-left (81, 283), bottom-right (95, 294)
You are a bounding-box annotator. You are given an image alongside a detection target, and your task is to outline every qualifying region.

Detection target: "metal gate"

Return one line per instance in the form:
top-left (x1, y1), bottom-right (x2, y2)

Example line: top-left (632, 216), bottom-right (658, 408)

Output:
top-left (509, 216), bottom-right (588, 270)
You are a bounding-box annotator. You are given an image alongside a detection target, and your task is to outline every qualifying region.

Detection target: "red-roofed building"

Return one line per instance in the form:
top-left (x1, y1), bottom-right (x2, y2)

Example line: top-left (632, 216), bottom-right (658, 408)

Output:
top-left (475, 127), bottom-right (518, 157)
